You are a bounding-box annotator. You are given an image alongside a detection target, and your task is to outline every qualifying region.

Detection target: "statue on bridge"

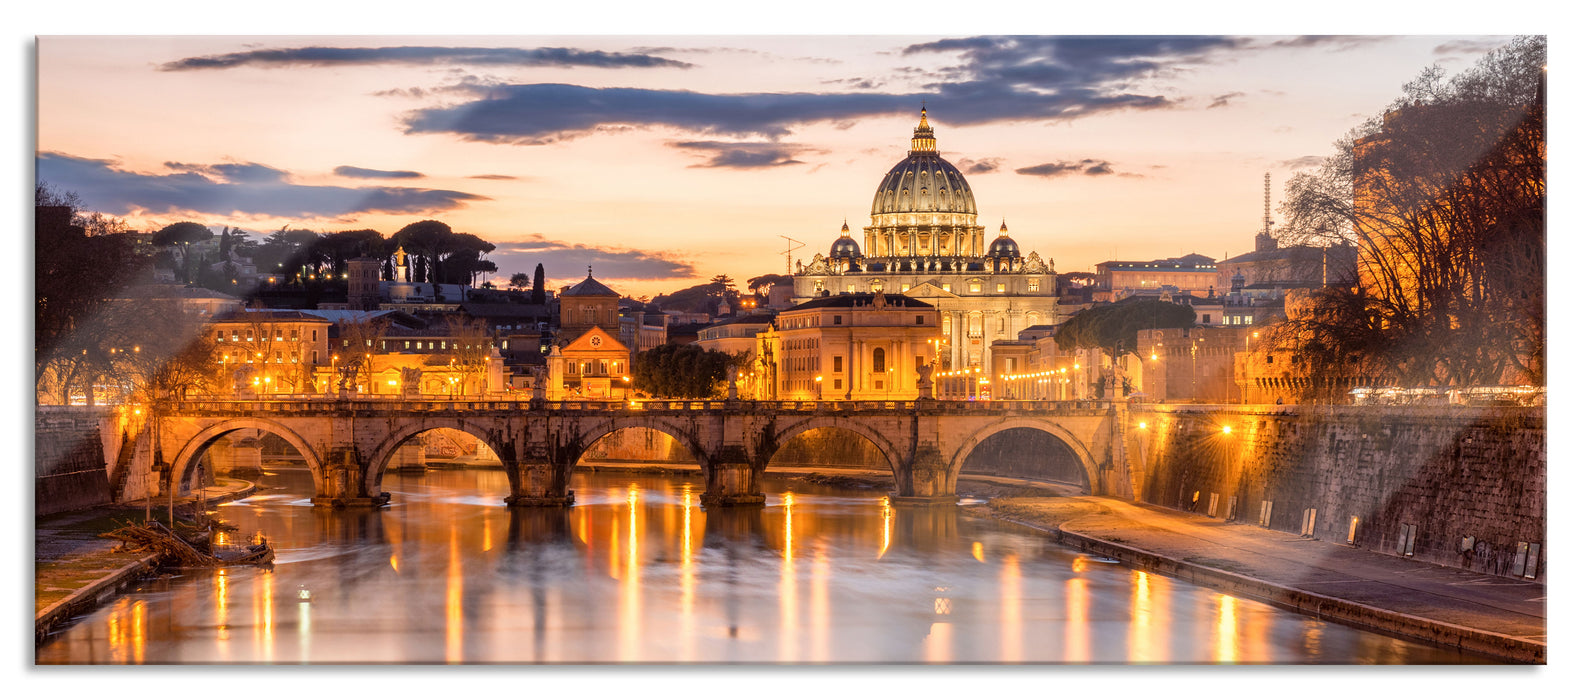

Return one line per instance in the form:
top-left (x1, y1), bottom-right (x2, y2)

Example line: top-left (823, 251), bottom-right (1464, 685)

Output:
top-left (916, 362), bottom-right (935, 400)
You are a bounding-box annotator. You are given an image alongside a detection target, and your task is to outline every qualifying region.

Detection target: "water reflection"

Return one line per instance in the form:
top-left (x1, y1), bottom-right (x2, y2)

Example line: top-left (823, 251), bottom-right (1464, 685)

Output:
top-left (37, 467), bottom-right (1501, 664)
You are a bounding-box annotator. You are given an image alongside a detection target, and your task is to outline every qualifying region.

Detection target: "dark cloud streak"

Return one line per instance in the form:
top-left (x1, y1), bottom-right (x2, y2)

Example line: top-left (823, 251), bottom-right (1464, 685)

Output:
top-left (37, 152), bottom-right (485, 219)
top-left (160, 46), bottom-right (693, 71)
top-left (334, 165), bottom-right (425, 179)
top-left (494, 234), bottom-right (695, 281)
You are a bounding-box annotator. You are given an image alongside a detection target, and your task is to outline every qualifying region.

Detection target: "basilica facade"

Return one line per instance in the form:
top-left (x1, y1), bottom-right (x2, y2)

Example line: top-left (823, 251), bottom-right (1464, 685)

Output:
top-left (792, 109), bottom-right (1058, 375)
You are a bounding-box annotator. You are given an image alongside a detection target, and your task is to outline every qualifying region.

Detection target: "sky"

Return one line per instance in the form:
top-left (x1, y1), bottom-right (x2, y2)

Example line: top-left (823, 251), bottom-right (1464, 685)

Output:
top-left (31, 28), bottom-right (1526, 299)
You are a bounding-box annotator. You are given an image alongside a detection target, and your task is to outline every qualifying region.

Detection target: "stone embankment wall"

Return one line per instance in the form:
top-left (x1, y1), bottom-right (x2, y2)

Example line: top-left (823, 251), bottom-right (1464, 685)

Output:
top-left (35, 407), bottom-right (117, 515)
top-left (1127, 404), bottom-right (1545, 581)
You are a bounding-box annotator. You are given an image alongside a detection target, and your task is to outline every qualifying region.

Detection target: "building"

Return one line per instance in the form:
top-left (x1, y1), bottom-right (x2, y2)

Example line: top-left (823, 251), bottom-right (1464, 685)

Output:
top-left (756, 293), bottom-right (939, 401)
top-left (696, 313), bottom-right (775, 357)
top-left (210, 310), bottom-right (334, 394)
top-left (546, 326), bottom-right (632, 400)
top-left (1136, 326), bottom-right (1248, 403)
top-left (790, 109), bottom-right (1058, 374)
top-left (1093, 253), bottom-right (1218, 302)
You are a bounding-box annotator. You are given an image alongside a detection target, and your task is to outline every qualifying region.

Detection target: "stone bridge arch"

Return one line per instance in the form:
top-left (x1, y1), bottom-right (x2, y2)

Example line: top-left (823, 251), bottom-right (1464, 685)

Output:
top-left (364, 417), bottom-right (517, 496)
top-left (169, 417), bottom-right (326, 494)
top-left (566, 416), bottom-right (712, 470)
top-left (946, 417), bottom-right (1103, 495)
top-left (766, 416), bottom-right (906, 479)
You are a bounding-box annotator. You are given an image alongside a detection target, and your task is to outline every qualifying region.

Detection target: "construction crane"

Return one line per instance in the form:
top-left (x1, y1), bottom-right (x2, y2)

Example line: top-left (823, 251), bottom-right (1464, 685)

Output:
top-left (778, 235), bottom-right (805, 275)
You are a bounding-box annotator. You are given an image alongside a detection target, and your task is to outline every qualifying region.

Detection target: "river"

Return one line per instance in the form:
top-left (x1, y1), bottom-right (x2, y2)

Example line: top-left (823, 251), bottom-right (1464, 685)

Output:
top-left (36, 466), bottom-right (1497, 664)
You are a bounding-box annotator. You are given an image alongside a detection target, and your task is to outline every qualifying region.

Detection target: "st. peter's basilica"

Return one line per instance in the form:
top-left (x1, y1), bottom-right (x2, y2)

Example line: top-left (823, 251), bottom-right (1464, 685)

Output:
top-left (792, 108), bottom-right (1058, 374)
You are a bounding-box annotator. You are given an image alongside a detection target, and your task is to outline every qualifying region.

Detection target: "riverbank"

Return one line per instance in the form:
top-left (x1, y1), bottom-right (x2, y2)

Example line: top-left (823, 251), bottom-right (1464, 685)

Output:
top-left (34, 477), bottom-right (258, 642)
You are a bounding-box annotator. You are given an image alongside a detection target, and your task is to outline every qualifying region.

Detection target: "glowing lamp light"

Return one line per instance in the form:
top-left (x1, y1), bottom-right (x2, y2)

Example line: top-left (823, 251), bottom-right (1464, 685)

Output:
top-left (388, 380), bottom-right (398, 386)
top-left (1138, 421), bottom-right (1147, 429)
top-left (1221, 425), bottom-right (1232, 435)
top-left (1151, 354), bottom-right (1159, 361)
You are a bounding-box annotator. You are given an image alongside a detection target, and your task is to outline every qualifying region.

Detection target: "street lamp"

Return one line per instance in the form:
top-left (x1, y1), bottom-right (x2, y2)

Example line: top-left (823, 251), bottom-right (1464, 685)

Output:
top-left (814, 375), bottom-right (823, 401)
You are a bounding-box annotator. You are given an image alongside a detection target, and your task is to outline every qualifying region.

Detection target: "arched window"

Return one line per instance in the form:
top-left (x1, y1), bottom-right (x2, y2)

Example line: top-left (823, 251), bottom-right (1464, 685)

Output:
top-left (872, 347), bottom-right (886, 373)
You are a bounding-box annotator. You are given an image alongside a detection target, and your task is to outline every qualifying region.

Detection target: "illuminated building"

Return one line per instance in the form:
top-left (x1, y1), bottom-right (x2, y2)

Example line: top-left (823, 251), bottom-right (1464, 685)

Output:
top-left (756, 293), bottom-right (940, 401)
top-left (792, 109), bottom-right (1057, 374)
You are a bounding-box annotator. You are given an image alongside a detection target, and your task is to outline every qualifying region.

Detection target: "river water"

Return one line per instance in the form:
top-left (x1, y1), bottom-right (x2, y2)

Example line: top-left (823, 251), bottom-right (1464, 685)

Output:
top-left (36, 466), bottom-right (1496, 664)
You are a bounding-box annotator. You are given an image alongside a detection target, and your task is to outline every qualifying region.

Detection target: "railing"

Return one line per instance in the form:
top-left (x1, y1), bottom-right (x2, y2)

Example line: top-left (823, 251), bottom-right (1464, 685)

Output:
top-left (156, 396), bottom-right (1114, 416)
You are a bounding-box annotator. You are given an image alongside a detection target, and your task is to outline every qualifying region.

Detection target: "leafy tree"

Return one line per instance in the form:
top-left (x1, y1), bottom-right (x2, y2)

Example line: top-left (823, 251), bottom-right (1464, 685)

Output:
top-left (745, 273), bottom-right (789, 295)
top-left (632, 344), bottom-right (736, 398)
top-left (509, 272), bottom-right (530, 289)
top-left (1052, 298), bottom-right (1196, 358)
top-left (1276, 35), bottom-right (1544, 388)
top-left (152, 221), bottom-right (213, 247)
top-left (531, 263), bottom-right (546, 304)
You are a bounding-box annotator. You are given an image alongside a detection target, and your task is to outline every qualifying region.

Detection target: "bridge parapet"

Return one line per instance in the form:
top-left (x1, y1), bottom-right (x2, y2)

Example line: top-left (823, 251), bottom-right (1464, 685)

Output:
top-left (157, 397), bottom-right (1114, 418)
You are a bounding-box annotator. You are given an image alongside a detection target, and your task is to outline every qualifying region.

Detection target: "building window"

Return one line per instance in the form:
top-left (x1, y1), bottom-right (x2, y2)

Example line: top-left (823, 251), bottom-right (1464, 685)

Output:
top-left (871, 281), bottom-right (883, 292)
top-left (246, 330), bottom-right (254, 342)
top-left (915, 355), bottom-right (925, 369)
top-left (875, 379), bottom-right (884, 390)
top-left (847, 284), bottom-right (856, 293)
top-left (969, 283), bottom-right (982, 293)
top-left (1028, 279), bottom-right (1040, 292)
top-left (312, 351), bottom-right (319, 363)
top-left (833, 356), bottom-right (843, 372)
top-left (1202, 314), bottom-right (1211, 323)
top-left (872, 347), bottom-right (886, 373)
top-left (833, 378), bottom-right (842, 390)
top-left (942, 284), bottom-right (952, 293)
top-left (901, 284), bottom-right (911, 292)
top-left (834, 315), bottom-right (842, 325)
top-left (274, 330), bottom-right (283, 341)
top-left (915, 315), bottom-right (924, 325)
top-left (312, 330), bottom-right (318, 341)
top-left (998, 317), bottom-right (1005, 333)
top-left (996, 283), bottom-right (1006, 293)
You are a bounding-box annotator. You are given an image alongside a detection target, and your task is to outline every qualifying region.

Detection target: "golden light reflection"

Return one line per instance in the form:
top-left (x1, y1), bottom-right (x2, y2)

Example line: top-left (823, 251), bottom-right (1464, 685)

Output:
top-left (1000, 551), bottom-right (1022, 663)
top-left (131, 600), bottom-right (146, 665)
top-left (390, 554), bottom-right (400, 572)
top-left (680, 483), bottom-right (695, 662)
top-left (1072, 557), bottom-right (1088, 573)
top-left (811, 541), bottom-right (830, 663)
top-left (971, 541), bottom-right (985, 562)
top-left (482, 510), bottom-right (493, 552)
top-left (446, 522), bottom-right (463, 663)
top-left (1129, 570), bottom-right (1155, 663)
top-left (256, 568), bottom-right (275, 664)
top-left (1066, 577), bottom-right (1089, 662)
top-left (216, 570), bottom-right (231, 657)
top-left (878, 497), bottom-right (892, 559)
top-left (107, 598), bottom-right (128, 663)
top-left (619, 484), bottom-right (642, 662)
top-left (780, 491), bottom-right (798, 661)
top-left (1214, 594), bottom-right (1238, 664)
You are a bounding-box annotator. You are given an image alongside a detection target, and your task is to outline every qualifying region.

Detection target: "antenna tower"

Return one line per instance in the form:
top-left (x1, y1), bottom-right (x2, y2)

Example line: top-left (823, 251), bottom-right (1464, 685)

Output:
top-left (1262, 172), bottom-right (1273, 236)
top-left (778, 235), bottom-right (805, 275)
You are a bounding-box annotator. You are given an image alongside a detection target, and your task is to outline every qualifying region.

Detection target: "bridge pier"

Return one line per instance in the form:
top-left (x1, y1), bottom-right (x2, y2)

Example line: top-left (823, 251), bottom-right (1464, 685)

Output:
top-left (505, 460), bottom-right (574, 507)
top-left (310, 446), bottom-right (390, 508)
top-left (891, 442), bottom-right (957, 505)
top-left (701, 462), bottom-right (766, 506)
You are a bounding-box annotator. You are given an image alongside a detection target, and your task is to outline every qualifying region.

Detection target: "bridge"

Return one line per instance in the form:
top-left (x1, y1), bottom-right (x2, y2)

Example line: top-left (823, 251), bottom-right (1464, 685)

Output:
top-left (135, 397), bottom-right (1130, 508)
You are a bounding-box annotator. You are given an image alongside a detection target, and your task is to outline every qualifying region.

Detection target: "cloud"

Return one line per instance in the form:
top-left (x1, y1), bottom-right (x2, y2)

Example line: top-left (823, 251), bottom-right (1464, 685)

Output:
top-left (1278, 155), bottom-right (1327, 170)
top-left (401, 36), bottom-right (1251, 144)
top-left (1016, 159), bottom-right (1118, 177)
top-left (334, 165), bottom-right (424, 179)
top-left (38, 152), bottom-right (487, 219)
top-left (468, 174), bottom-right (519, 180)
top-left (160, 46), bottom-right (693, 71)
top-left (1266, 36), bottom-right (1394, 51)
top-left (956, 157), bottom-right (1003, 174)
top-left (1433, 37), bottom-right (1511, 55)
top-left (1207, 91), bottom-right (1245, 109)
top-left (670, 141), bottom-right (823, 169)
top-left (492, 234), bottom-right (695, 281)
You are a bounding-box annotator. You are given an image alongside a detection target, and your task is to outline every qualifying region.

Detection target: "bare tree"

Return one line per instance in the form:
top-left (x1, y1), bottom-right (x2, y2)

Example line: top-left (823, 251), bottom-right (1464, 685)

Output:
top-left (1276, 36), bottom-right (1545, 388)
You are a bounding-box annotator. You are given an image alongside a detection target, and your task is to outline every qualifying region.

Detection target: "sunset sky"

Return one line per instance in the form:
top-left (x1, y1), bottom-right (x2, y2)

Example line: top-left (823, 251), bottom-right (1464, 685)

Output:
top-left (27, 16), bottom-right (1533, 301)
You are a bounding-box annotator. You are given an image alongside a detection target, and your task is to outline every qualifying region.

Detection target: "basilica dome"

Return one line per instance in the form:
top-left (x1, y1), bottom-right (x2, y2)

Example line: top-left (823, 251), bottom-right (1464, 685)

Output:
top-left (829, 221), bottom-right (861, 258)
top-left (987, 221), bottom-right (1020, 258)
top-left (870, 108), bottom-right (978, 219)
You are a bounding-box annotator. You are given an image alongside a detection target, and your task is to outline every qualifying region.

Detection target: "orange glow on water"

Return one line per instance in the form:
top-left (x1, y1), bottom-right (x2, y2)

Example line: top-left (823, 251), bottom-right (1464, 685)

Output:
top-left (1000, 552), bottom-right (1022, 663)
top-left (1129, 570), bottom-right (1155, 663)
top-left (780, 492), bottom-right (799, 661)
top-left (1214, 594), bottom-right (1238, 664)
top-left (445, 522), bottom-right (463, 663)
top-left (1064, 576), bottom-right (1090, 663)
